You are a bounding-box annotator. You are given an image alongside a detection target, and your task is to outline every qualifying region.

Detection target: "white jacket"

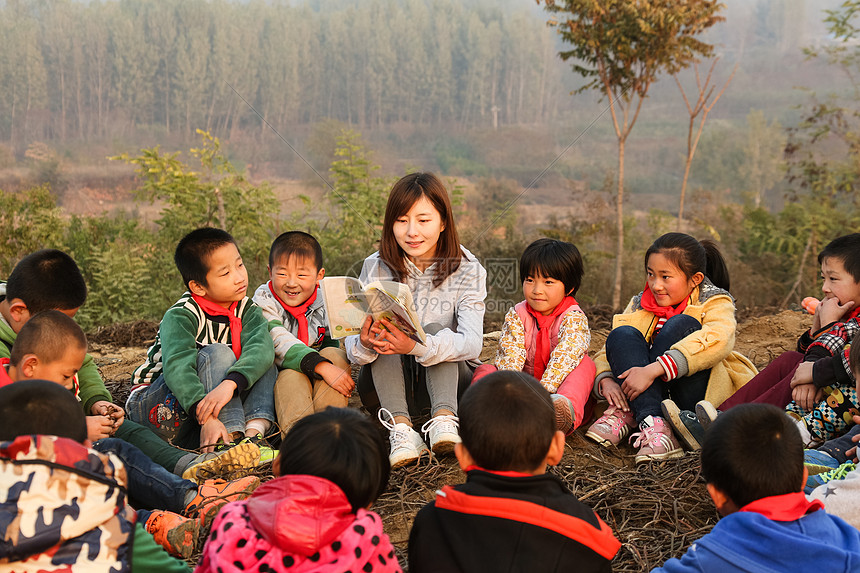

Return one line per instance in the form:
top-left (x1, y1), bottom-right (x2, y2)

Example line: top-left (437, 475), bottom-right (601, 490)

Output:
top-left (345, 247), bottom-right (486, 367)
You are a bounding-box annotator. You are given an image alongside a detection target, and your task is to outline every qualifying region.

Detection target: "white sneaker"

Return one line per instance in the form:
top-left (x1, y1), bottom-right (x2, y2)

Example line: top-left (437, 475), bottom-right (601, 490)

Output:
top-left (421, 414), bottom-right (461, 455)
top-left (378, 409), bottom-right (429, 468)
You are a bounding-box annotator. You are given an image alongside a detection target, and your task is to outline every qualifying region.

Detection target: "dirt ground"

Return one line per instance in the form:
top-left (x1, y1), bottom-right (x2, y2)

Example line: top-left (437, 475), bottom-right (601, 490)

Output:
top-left (90, 309), bottom-right (812, 572)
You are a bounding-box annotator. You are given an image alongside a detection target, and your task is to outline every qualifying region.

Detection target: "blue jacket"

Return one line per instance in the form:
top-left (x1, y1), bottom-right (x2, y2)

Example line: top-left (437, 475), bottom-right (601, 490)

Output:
top-left (652, 493), bottom-right (860, 573)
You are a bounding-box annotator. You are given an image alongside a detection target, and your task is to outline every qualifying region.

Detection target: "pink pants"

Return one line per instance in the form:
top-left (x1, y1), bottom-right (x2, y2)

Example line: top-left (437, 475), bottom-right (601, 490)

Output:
top-left (472, 356), bottom-right (597, 430)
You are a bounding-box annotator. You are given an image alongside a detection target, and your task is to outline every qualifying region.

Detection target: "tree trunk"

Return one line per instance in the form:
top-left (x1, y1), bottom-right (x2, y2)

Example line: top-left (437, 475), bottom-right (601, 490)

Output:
top-left (612, 137), bottom-right (626, 310)
top-left (678, 150), bottom-right (693, 229)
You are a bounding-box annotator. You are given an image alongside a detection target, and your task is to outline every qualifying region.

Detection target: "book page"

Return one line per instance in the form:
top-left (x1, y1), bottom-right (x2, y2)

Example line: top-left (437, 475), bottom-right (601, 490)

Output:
top-left (319, 276), bottom-right (371, 339)
top-left (364, 285), bottom-right (426, 344)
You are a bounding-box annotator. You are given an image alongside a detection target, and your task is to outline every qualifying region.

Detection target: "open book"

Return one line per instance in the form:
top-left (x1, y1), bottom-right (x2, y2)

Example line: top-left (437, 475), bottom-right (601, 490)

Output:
top-left (319, 277), bottom-right (426, 344)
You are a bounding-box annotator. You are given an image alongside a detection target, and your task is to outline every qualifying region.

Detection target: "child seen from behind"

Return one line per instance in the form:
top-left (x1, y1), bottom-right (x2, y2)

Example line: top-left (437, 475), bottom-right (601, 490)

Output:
top-left (3, 310), bottom-right (261, 560)
top-left (0, 381), bottom-right (191, 573)
top-left (473, 238), bottom-right (596, 434)
top-left (651, 403), bottom-right (860, 572)
top-left (408, 370), bottom-right (620, 572)
top-left (253, 231), bottom-right (353, 437)
top-left (587, 233), bottom-right (756, 463)
top-left (198, 407), bottom-right (402, 573)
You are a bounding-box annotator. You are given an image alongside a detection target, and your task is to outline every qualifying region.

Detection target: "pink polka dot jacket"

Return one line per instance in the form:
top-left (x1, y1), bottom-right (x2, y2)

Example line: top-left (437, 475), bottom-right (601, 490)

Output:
top-left (196, 475), bottom-right (402, 573)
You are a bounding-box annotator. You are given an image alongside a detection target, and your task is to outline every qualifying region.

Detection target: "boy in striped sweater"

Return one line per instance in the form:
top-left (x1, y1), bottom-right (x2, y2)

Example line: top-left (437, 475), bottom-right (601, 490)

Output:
top-left (127, 228), bottom-right (277, 454)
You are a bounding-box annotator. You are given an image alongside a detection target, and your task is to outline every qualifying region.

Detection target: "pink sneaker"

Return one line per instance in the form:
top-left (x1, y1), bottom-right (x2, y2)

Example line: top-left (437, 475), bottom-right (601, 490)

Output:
top-left (632, 416), bottom-right (685, 464)
top-left (585, 406), bottom-right (634, 447)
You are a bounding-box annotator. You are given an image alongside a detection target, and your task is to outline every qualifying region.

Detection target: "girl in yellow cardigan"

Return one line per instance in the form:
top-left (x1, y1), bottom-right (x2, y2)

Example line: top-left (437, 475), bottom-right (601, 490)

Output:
top-left (585, 233), bottom-right (756, 463)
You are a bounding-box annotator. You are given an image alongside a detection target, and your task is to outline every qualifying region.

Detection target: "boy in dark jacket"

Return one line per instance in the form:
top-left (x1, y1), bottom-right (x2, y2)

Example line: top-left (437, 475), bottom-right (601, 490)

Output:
top-left (652, 403), bottom-right (860, 573)
top-left (408, 370), bottom-right (620, 573)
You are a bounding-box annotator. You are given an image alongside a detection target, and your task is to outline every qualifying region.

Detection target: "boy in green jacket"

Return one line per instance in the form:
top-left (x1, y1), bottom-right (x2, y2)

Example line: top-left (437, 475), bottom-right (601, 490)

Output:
top-left (128, 228), bottom-right (277, 454)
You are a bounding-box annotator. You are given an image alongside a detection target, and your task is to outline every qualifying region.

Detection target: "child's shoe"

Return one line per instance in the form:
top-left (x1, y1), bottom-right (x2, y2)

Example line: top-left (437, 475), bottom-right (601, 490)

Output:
top-left (421, 414), bottom-right (462, 455)
top-left (804, 449), bottom-right (842, 475)
top-left (694, 400), bottom-right (720, 431)
top-left (632, 416), bottom-right (684, 464)
top-left (144, 510), bottom-right (199, 559)
top-left (551, 394), bottom-right (575, 434)
top-left (378, 409), bottom-right (429, 468)
top-left (661, 399), bottom-right (704, 451)
top-left (184, 476), bottom-right (261, 529)
top-left (585, 406), bottom-right (634, 447)
top-left (233, 435), bottom-right (276, 464)
top-left (805, 461), bottom-right (857, 493)
top-left (180, 440), bottom-right (261, 483)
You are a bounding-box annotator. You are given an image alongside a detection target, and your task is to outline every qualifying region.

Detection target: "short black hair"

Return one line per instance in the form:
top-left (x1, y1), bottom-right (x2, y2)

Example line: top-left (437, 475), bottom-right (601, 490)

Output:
top-left (818, 233), bottom-right (860, 283)
top-left (174, 227), bottom-right (237, 288)
top-left (277, 407), bottom-right (389, 512)
top-left (459, 371), bottom-right (555, 472)
top-left (10, 310), bottom-right (87, 366)
top-left (269, 231), bottom-right (323, 271)
top-left (519, 238), bottom-right (584, 296)
top-left (0, 380), bottom-right (87, 442)
top-left (6, 249), bottom-right (87, 314)
top-left (701, 403), bottom-right (803, 508)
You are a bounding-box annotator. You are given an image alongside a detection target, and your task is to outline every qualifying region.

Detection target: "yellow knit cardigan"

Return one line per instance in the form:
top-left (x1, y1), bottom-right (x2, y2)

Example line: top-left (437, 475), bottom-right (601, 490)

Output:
top-left (592, 280), bottom-right (757, 406)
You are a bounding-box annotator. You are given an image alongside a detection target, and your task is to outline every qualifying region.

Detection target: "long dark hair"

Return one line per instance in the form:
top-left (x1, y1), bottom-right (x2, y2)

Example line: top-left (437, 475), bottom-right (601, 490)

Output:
top-left (645, 232), bottom-right (730, 291)
top-left (379, 172), bottom-right (462, 287)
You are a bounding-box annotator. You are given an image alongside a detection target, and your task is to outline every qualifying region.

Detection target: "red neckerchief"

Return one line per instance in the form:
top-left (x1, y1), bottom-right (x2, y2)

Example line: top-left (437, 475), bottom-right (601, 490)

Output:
top-left (268, 281), bottom-right (317, 345)
top-left (739, 491), bottom-right (824, 521)
top-left (525, 296), bottom-right (577, 381)
top-left (849, 305), bottom-right (860, 321)
top-left (464, 465), bottom-right (534, 478)
top-left (191, 293), bottom-right (242, 359)
top-left (0, 357), bottom-right (12, 389)
top-left (639, 282), bottom-right (691, 319)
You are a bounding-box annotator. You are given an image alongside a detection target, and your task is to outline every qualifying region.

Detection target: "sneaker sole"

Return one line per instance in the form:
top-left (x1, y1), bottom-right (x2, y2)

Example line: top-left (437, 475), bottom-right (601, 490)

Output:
top-left (182, 442), bottom-right (261, 483)
top-left (390, 447), bottom-right (430, 469)
top-left (431, 439), bottom-right (458, 456)
top-left (553, 396), bottom-right (575, 434)
top-left (661, 400), bottom-right (701, 451)
top-left (196, 478), bottom-right (261, 530)
top-left (164, 520), bottom-right (199, 559)
top-left (585, 428), bottom-right (626, 448)
top-left (635, 448), bottom-right (686, 464)
top-left (695, 401), bottom-right (719, 432)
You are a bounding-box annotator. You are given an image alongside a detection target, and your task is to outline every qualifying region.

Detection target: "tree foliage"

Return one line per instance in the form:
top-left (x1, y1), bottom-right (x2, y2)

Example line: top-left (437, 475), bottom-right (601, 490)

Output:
top-left (537, 0), bottom-right (724, 308)
top-left (0, 0), bottom-right (565, 150)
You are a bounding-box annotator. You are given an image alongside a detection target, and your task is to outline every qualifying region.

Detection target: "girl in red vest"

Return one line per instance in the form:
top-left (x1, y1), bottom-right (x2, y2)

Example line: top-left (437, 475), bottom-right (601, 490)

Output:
top-left (473, 238), bottom-right (595, 434)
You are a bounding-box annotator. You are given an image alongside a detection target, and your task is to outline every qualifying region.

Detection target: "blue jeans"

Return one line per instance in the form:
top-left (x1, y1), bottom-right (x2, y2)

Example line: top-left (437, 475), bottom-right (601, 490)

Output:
top-left (606, 314), bottom-right (709, 425)
top-left (127, 344), bottom-right (277, 448)
top-left (93, 437), bottom-right (195, 512)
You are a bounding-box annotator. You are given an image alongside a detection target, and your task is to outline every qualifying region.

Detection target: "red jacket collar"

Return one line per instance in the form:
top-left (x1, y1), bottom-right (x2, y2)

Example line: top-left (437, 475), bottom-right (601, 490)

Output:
top-left (739, 491), bottom-right (824, 521)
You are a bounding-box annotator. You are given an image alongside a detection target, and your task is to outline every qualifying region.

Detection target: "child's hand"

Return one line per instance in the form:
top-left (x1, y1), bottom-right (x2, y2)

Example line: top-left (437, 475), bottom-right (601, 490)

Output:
top-left (86, 415), bottom-right (115, 441)
top-left (600, 378), bottom-right (629, 411)
top-left (790, 361), bottom-right (814, 388)
top-left (791, 383), bottom-right (822, 411)
top-left (371, 319), bottom-right (416, 355)
top-left (90, 401), bottom-right (125, 433)
top-left (317, 361), bottom-right (354, 397)
top-left (619, 363), bottom-right (663, 402)
top-left (199, 418), bottom-right (231, 453)
top-left (817, 296), bottom-right (855, 327)
top-left (196, 380), bottom-right (237, 425)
